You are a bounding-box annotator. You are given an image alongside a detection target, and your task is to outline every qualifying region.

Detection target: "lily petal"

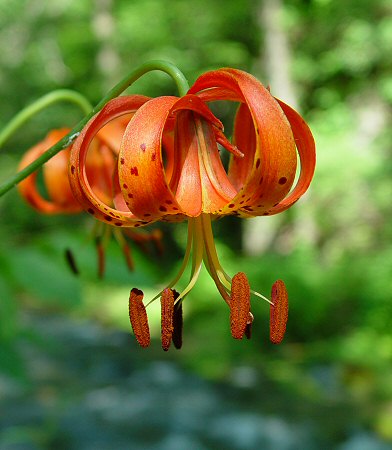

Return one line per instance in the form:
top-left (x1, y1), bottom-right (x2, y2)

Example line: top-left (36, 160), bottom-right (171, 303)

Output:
top-left (118, 96), bottom-right (185, 220)
top-left (18, 129), bottom-right (81, 214)
top-left (69, 95), bottom-right (152, 227)
top-left (190, 69), bottom-right (299, 216)
top-left (265, 99), bottom-right (316, 215)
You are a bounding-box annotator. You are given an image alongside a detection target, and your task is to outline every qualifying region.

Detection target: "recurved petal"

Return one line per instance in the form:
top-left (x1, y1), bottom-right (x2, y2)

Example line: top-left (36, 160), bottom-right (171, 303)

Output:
top-left (18, 129), bottom-right (81, 214)
top-left (69, 95), bottom-right (153, 228)
top-left (265, 99), bottom-right (316, 215)
top-left (118, 96), bottom-right (185, 220)
top-left (190, 69), bottom-right (298, 217)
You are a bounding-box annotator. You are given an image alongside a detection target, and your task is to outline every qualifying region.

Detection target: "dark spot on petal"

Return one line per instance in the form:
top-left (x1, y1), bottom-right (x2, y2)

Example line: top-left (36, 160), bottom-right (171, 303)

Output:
top-left (144, 213), bottom-right (151, 217)
top-left (70, 165), bottom-right (75, 174)
top-left (88, 208), bottom-right (95, 215)
top-left (115, 222), bottom-right (122, 226)
top-left (279, 177), bottom-right (287, 185)
top-left (259, 177), bottom-right (264, 185)
top-left (131, 167), bottom-right (139, 176)
top-left (255, 158), bottom-right (261, 169)
top-left (140, 143), bottom-right (146, 152)
top-left (104, 215), bottom-right (112, 221)
top-left (151, 153), bottom-right (156, 161)
top-left (172, 207), bottom-right (179, 211)
top-left (120, 158), bottom-right (125, 165)
top-left (123, 183), bottom-right (128, 189)
top-left (165, 200), bottom-right (173, 205)
top-left (228, 203), bottom-right (235, 208)
top-left (159, 205), bottom-right (167, 212)
top-left (128, 193), bottom-right (133, 199)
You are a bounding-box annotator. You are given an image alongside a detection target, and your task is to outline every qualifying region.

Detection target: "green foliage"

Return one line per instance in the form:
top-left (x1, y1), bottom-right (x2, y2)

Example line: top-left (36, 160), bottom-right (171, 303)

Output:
top-left (1, 0), bottom-right (392, 444)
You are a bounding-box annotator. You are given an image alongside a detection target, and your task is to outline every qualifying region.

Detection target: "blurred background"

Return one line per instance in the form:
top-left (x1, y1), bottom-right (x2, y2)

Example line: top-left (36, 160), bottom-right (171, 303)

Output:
top-left (1, 0), bottom-right (392, 449)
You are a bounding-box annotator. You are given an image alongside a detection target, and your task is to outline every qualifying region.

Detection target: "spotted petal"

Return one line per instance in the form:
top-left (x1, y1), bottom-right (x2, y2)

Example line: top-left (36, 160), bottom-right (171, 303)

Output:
top-left (189, 69), bottom-right (305, 217)
top-left (69, 95), bottom-right (152, 228)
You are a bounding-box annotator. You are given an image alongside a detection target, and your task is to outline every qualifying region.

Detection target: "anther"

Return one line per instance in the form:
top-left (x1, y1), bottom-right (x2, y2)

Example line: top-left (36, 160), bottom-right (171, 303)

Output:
top-left (161, 288), bottom-right (175, 351)
top-left (172, 291), bottom-right (183, 350)
top-left (230, 272), bottom-right (251, 339)
top-left (245, 312), bottom-right (254, 340)
top-left (270, 280), bottom-right (289, 344)
top-left (129, 288), bottom-right (150, 348)
top-left (64, 248), bottom-right (79, 275)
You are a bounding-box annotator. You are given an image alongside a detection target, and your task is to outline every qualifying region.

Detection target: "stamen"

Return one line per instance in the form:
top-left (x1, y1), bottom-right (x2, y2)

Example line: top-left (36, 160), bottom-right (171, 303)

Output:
top-left (161, 288), bottom-right (175, 351)
top-left (230, 272), bottom-right (251, 339)
top-left (121, 242), bottom-right (135, 271)
top-left (145, 219), bottom-right (195, 308)
top-left (214, 128), bottom-right (244, 158)
top-left (95, 236), bottom-right (105, 279)
top-left (245, 312), bottom-right (254, 340)
top-left (270, 280), bottom-right (289, 344)
top-left (172, 291), bottom-right (183, 350)
top-left (129, 288), bottom-right (150, 348)
top-left (64, 248), bottom-right (79, 275)
top-left (113, 228), bottom-right (134, 271)
top-left (95, 225), bottom-right (111, 278)
top-left (200, 214), bottom-right (231, 303)
top-left (245, 323), bottom-right (252, 340)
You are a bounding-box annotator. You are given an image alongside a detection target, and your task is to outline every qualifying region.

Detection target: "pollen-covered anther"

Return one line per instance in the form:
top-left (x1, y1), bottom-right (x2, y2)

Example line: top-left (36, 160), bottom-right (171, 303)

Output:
top-left (230, 272), bottom-right (251, 339)
top-left (129, 288), bottom-right (150, 348)
top-left (270, 280), bottom-right (289, 344)
top-left (161, 288), bottom-right (175, 351)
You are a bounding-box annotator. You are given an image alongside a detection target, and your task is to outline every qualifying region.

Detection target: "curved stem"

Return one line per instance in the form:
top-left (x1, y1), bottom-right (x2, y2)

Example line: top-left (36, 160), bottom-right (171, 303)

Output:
top-left (0, 90), bottom-right (92, 149)
top-left (0, 60), bottom-right (190, 197)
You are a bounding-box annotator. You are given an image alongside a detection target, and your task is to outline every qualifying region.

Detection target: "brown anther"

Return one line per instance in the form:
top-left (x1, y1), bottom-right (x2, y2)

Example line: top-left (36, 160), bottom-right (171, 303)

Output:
top-left (64, 248), bottom-right (79, 275)
top-left (129, 288), bottom-right (150, 348)
top-left (172, 291), bottom-right (183, 350)
top-left (230, 272), bottom-right (251, 339)
top-left (270, 280), bottom-right (289, 344)
top-left (161, 288), bottom-right (175, 351)
top-left (244, 312), bottom-right (254, 340)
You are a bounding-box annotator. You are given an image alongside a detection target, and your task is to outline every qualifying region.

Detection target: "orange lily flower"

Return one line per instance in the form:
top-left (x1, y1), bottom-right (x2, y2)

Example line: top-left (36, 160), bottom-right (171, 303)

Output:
top-left (18, 107), bottom-right (163, 276)
top-left (69, 69), bottom-right (316, 349)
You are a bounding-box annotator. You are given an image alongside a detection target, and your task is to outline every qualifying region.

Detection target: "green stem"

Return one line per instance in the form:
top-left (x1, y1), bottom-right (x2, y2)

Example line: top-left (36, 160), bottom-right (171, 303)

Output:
top-left (0, 60), bottom-right (189, 197)
top-left (0, 90), bottom-right (92, 149)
